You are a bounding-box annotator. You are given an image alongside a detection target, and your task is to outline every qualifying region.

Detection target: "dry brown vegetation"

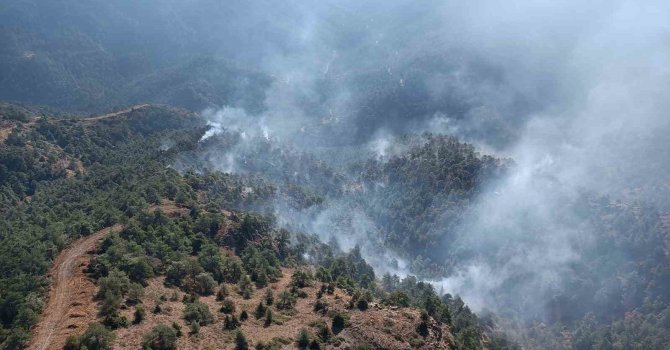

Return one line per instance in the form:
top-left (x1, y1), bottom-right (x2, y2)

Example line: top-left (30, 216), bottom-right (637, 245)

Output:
top-left (29, 211), bottom-right (454, 350)
top-left (111, 268), bottom-right (453, 350)
top-left (0, 125), bottom-right (13, 143)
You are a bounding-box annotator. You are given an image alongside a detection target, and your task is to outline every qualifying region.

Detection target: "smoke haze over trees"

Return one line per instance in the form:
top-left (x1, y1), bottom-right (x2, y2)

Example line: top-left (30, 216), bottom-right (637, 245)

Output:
top-left (1, 0), bottom-right (669, 349)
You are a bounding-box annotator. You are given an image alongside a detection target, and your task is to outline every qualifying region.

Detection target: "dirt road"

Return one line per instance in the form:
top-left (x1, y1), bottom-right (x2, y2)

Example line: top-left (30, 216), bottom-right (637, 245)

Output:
top-left (83, 104), bottom-right (150, 122)
top-left (28, 225), bottom-right (122, 350)
top-left (28, 201), bottom-right (185, 349)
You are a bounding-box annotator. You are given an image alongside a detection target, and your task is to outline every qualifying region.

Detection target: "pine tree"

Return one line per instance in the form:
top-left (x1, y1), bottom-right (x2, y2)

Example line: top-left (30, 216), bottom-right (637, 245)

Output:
top-left (264, 288), bottom-right (274, 305)
top-left (235, 330), bottom-right (249, 350)
top-left (238, 275), bottom-right (253, 299)
top-left (255, 302), bottom-right (266, 319)
top-left (264, 308), bottom-right (273, 327)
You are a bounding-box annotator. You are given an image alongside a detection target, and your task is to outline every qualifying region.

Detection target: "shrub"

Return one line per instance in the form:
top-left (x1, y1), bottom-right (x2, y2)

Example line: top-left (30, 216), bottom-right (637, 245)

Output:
top-left (103, 312), bottom-right (129, 329)
top-left (291, 270), bottom-right (313, 288)
top-left (224, 314), bottom-right (240, 330)
top-left (357, 298), bottom-right (369, 311)
top-left (134, 306), bottom-right (146, 324)
top-left (100, 291), bottom-right (122, 317)
top-left (297, 328), bottom-right (310, 349)
top-left (172, 322), bottom-right (182, 337)
top-left (142, 324), bottom-right (178, 350)
top-left (309, 339), bottom-right (321, 350)
top-left (350, 290), bottom-right (372, 311)
top-left (127, 283), bottom-right (144, 305)
top-left (314, 299), bottom-right (327, 313)
top-left (277, 289), bottom-right (296, 310)
top-left (264, 288), bottom-right (274, 305)
top-left (129, 259), bottom-right (154, 285)
top-left (332, 313), bottom-right (346, 334)
top-left (194, 273), bottom-right (217, 296)
top-left (165, 260), bottom-right (203, 288)
top-left (238, 275), bottom-right (253, 299)
top-left (382, 291), bottom-right (409, 307)
top-left (64, 335), bottom-right (80, 350)
top-left (417, 311), bottom-right (430, 337)
top-left (79, 323), bottom-right (115, 350)
top-left (235, 330), bottom-right (249, 350)
top-left (417, 321), bottom-right (429, 337)
top-left (316, 322), bottom-right (331, 342)
top-left (221, 299), bottom-right (236, 314)
top-left (223, 256), bottom-right (246, 283)
top-left (255, 302), bottom-right (266, 319)
top-left (265, 308), bottom-right (273, 327)
top-left (183, 301), bottom-right (214, 325)
top-left (97, 269), bottom-right (131, 299)
top-left (190, 321), bottom-right (200, 335)
top-left (216, 284), bottom-right (229, 301)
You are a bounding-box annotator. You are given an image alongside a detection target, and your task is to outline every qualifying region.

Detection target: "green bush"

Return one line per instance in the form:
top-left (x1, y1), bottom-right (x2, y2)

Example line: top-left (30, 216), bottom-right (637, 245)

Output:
top-left (235, 330), bottom-right (249, 350)
top-left (332, 313), bottom-right (347, 334)
top-left (255, 301), bottom-right (266, 319)
top-left (183, 300), bottom-right (214, 325)
top-left (194, 273), bottom-right (217, 296)
top-left (291, 270), bottom-right (313, 288)
top-left (142, 324), bottom-right (178, 350)
top-left (134, 306), bottom-right (146, 324)
top-left (297, 328), bottom-right (310, 349)
top-left (264, 288), bottom-right (274, 305)
top-left (265, 308), bottom-right (273, 327)
top-left (221, 299), bottom-right (236, 314)
top-left (238, 274), bottom-right (254, 299)
top-left (79, 323), bottom-right (115, 350)
top-left (216, 284), bottom-right (229, 301)
top-left (64, 335), bottom-right (80, 350)
top-left (224, 314), bottom-right (240, 330)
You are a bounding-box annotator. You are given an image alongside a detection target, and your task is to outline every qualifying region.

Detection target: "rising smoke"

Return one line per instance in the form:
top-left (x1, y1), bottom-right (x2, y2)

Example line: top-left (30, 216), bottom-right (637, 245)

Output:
top-left (193, 0), bottom-right (670, 325)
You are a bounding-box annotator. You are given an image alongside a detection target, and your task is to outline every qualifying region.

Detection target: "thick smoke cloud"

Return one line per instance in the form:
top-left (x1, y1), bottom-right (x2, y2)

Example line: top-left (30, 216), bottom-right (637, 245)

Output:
top-left (197, 0), bottom-right (670, 324)
top-left (431, 0), bottom-right (670, 320)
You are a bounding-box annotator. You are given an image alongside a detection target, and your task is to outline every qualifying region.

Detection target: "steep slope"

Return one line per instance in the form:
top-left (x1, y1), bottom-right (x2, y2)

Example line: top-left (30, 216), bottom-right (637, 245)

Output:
top-left (1, 104), bottom-right (502, 349)
top-left (29, 225), bottom-right (122, 350)
top-left (0, 105), bottom-right (206, 347)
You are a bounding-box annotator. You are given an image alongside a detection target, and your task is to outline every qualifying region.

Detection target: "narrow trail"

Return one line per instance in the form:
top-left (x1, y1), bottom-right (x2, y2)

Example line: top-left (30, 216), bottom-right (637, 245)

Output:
top-left (83, 104), bottom-right (150, 121)
top-left (28, 225), bottom-right (123, 350)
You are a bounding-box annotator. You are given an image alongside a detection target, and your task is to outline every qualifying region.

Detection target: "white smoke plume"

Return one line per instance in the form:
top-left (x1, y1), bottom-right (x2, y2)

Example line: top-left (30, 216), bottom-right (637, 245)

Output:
top-left (194, 0), bottom-right (670, 324)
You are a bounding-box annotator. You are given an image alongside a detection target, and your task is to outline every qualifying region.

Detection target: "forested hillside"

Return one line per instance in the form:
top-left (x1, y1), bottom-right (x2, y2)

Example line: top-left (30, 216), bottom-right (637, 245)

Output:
top-left (181, 118), bottom-right (670, 349)
top-left (1, 1), bottom-right (669, 349)
top-left (0, 105), bottom-right (512, 349)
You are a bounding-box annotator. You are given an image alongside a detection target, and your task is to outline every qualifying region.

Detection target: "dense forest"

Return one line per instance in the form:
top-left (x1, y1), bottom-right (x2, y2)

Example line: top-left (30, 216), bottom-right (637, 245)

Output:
top-left (1, 0), bottom-right (669, 349)
top-left (0, 105), bottom-right (513, 349)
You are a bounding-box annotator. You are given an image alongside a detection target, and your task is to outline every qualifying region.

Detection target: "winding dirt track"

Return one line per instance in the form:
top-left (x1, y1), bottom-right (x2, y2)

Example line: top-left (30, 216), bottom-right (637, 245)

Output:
top-left (82, 104), bottom-right (150, 122)
top-left (28, 225), bottom-right (122, 350)
top-left (28, 203), bottom-right (186, 350)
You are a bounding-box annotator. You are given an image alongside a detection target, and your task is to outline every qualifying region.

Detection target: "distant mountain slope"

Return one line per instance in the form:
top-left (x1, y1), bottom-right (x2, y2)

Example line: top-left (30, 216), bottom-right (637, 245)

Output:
top-left (0, 0), bottom-right (274, 113)
top-left (0, 0), bottom-right (526, 148)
